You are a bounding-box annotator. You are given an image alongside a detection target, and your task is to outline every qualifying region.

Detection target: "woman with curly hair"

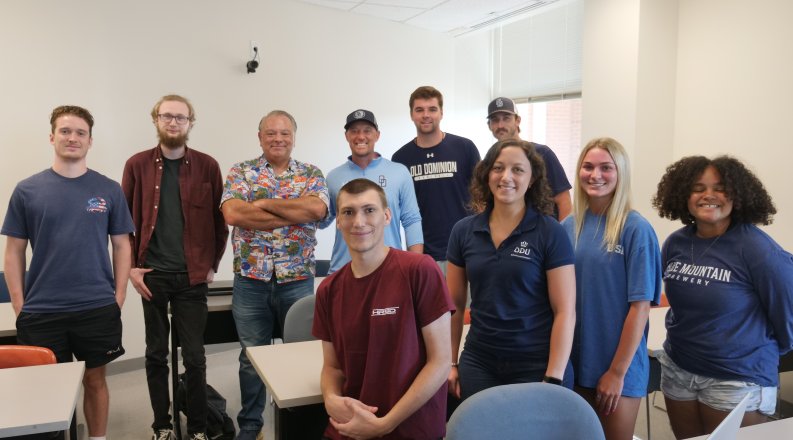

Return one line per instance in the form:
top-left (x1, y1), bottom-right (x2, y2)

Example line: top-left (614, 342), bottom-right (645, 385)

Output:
top-left (561, 138), bottom-right (662, 440)
top-left (652, 155), bottom-right (793, 439)
top-left (446, 139), bottom-right (576, 400)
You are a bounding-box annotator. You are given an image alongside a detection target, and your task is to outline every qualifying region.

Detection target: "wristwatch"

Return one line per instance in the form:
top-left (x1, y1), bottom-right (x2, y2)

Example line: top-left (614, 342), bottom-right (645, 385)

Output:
top-left (542, 375), bottom-right (562, 385)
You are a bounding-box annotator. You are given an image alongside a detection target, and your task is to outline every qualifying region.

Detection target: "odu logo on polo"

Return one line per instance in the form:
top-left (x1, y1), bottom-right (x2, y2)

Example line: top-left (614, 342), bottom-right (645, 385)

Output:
top-left (511, 241), bottom-right (532, 260)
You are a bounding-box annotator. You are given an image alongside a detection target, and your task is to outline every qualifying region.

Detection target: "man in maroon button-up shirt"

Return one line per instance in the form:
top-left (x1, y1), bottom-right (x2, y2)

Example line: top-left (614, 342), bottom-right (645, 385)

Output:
top-left (121, 94), bottom-right (228, 440)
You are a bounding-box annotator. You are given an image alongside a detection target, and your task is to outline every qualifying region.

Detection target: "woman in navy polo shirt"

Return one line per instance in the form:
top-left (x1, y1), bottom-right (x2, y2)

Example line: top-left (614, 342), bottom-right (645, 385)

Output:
top-left (446, 139), bottom-right (576, 400)
top-left (652, 156), bottom-right (793, 439)
top-left (562, 138), bottom-right (662, 440)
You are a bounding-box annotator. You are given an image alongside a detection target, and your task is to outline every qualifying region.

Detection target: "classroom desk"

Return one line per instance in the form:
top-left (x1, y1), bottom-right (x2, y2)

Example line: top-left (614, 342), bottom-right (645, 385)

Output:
top-left (647, 306), bottom-right (668, 355)
top-left (0, 361), bottom-right (85, 437)
top-left (0, 302), bottom-right (16, 344)
top-left (687, 416), bottom-right (793, 439)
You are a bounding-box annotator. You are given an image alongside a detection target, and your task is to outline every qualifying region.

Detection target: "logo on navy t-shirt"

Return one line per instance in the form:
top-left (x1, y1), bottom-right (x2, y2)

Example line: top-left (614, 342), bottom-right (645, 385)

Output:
top-left (86, 197), bottom-right (108, 213)
top-left (664, 260), bottom-right (732, 286)
top-left (511, 241), bottom-right (532, 260)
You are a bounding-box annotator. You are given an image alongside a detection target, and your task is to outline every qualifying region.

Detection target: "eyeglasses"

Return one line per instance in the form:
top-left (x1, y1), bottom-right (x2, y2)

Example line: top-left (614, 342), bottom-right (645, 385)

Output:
top-left (157, 113), bottom-right (190, 125)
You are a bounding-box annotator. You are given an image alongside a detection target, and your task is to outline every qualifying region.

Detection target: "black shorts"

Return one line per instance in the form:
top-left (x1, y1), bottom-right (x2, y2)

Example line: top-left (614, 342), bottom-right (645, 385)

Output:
top-left (16, 303), bottom-right (125, 368)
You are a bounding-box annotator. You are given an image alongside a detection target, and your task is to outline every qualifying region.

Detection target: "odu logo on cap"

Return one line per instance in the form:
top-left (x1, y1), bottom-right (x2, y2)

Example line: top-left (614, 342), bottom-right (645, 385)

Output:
top-left (354, 110), bottom-right (365, 119)
top-left (496, 98), bottom-right (504, 108)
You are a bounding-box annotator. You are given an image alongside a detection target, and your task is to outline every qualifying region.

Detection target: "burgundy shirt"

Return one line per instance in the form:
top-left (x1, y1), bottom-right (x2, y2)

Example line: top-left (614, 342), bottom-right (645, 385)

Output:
top-left (313, 249), bottom-right (454, 440)
top-left (122, 146), bottom-right (228, 286)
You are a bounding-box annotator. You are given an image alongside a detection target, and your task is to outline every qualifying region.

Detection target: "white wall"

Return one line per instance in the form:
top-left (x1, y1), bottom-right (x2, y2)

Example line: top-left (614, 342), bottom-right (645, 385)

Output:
top-left (582, 0), bottom-right (678, 237)
top-left (0, 0), bottom-right (457, 361)
top-left (674, 0), bottom-right (793, 248)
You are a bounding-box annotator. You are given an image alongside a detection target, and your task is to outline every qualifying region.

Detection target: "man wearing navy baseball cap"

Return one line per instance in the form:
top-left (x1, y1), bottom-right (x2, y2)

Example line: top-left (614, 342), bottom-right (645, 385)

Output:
top-left (321, 109), bottom-right (424, 274)
top-left (486, 97), bottom-right (572, 220)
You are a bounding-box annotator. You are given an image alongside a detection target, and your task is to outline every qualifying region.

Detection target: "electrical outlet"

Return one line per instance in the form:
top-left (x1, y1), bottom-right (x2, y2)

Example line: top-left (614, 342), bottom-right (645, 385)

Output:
top-left (250, 40), bottom-right (259, 59)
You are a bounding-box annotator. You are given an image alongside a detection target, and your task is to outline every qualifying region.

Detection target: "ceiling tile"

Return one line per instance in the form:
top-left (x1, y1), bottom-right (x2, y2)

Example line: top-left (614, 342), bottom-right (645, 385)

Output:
top-left (352, 3), bottom-right (426, 22)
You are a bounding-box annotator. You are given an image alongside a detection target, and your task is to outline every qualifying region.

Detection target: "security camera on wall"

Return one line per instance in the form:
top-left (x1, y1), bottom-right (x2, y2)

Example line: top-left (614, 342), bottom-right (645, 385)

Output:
top-left (247, 46), bottom-right (259, 74)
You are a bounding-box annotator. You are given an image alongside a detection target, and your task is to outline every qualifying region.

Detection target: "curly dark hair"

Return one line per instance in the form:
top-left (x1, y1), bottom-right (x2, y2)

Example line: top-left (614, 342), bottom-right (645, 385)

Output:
top-left (470, 139), bottom-right (554, 215)
top-left (652, 155), bottom-right (776, 225)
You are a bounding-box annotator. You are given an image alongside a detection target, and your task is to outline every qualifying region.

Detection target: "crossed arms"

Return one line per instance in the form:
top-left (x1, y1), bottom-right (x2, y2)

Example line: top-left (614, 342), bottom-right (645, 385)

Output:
top-left (221, 195), bottom-right (327, 231)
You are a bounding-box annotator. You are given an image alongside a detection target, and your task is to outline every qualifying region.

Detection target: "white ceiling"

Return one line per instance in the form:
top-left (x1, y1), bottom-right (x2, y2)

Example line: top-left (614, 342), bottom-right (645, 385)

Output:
top-left (296, 0), bottom-right (562, 36)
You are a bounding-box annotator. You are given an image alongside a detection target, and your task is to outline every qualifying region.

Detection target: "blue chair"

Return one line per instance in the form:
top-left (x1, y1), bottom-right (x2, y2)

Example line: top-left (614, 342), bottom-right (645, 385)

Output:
top-left (283, 295), bottom-right (316, 343)
top-left (446, 382), bottom-right (605, 440)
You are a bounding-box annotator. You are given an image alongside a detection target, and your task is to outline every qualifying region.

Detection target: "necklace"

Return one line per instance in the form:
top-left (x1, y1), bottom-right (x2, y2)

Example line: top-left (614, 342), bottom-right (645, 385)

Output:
top-left (690, 233), bottom-right (722, 264)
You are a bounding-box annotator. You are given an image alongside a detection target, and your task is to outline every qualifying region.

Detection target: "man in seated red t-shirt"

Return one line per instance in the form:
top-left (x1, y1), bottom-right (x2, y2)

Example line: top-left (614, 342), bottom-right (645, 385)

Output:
top-left (312, 178), bottom-right (454, 440)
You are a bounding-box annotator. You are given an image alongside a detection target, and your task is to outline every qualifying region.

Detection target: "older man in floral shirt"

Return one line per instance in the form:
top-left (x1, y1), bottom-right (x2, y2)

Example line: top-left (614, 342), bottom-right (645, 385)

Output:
top-left (221, 110), bottom-right (329, 440)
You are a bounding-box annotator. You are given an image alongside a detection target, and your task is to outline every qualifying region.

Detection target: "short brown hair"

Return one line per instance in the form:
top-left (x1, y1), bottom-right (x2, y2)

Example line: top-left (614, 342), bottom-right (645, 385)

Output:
top-left (337, 178), bottom-right (388, 211)
top-left (409, 86), bottom-right (444, 111)
top-left (151, 94), bottom-right (196, 123)
top-left (50, 105), bottom-right (94, 135)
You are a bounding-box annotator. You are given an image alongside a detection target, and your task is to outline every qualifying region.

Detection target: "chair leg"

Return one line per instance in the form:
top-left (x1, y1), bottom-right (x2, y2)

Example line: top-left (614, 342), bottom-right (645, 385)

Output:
top-left (646, 393), bottom-right (652, 440)
top-left (68, 410), bottom-right (77, 440)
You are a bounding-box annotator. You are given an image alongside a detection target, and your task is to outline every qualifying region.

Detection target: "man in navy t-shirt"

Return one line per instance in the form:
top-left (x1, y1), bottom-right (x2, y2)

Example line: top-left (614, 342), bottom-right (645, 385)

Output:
top-left (2, 105), bottom-right (134, 440)
top-left (392, 86), bottom-right (480, 271)
top-left (486, 97), bottom-right (572, 220)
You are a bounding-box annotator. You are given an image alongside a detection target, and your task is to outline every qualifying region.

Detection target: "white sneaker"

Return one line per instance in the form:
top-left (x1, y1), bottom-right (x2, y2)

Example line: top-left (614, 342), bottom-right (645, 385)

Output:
top-left (152, 429), bottom-right (175, 440)
top-left (189, 433), bottom-right (208, 440)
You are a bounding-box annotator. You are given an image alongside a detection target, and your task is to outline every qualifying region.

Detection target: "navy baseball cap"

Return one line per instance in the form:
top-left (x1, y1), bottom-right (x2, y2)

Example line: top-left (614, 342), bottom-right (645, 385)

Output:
top-left (487, 97), bottom-right (517, 118)
top-left (344, 109), bottom-right (379, 130)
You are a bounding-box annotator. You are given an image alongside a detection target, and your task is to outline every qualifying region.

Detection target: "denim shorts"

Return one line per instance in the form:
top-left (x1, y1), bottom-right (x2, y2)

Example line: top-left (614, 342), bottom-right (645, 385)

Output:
top-left (657, 349), bottom-right (776, 415)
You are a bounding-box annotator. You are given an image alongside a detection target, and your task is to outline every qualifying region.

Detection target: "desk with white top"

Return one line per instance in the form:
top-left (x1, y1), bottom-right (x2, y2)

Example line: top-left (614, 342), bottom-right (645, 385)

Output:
top-left (687, 416), bottom-right (793, 439)
top-left (0, 361), bottom-right (85, 437)
top-left (0, 302), bottom-right (16, 344)
top-left (647, 306), bottom-right (668, 355)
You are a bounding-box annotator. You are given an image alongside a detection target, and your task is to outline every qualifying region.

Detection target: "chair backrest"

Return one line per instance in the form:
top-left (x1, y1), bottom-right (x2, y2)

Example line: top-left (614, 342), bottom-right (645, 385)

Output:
top-left (446, 382), bottom-right (605, 440)
top-left (283, 295), bottom-right (317, 343)
top-left (0, 272), bottom-right (10, 303)
top-left (0, 345), bottom-right (57, 369)
top-left (315, 260), bottom-right (330, 278)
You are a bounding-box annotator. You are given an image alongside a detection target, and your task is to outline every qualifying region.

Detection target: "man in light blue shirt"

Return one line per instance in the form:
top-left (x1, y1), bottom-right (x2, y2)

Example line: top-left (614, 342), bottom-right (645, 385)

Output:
top-left (321, 109), bottom-right (423, 273)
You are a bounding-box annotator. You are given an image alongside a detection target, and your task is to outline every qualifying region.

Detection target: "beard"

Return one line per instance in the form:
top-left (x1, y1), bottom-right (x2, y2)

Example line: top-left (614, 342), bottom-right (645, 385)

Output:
top-left (158, 126), bottom-right (189, 149)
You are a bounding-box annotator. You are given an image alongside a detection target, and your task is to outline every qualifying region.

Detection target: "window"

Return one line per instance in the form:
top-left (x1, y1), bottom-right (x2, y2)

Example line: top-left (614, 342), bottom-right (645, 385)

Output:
top-left (514, 97), bottom-right (582, 186)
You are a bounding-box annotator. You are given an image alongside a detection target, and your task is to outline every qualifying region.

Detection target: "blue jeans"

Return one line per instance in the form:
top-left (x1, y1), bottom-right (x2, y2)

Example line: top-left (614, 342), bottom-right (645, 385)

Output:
top-left (232, 274), bottom-right (313, 432)
top-left (141, 271), bottom-right (208, 434)
top-left (458, 347), bottom-right (574, 401)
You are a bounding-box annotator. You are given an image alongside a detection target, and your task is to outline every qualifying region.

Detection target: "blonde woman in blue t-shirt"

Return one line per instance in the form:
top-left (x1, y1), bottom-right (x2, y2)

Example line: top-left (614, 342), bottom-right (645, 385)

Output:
top-left (561, 138), bottom-right (662, 440)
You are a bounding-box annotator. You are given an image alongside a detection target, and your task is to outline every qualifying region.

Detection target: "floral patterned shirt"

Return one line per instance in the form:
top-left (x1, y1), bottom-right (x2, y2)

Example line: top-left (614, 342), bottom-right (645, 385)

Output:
top-left (221, 155), bottom-right (329, 283)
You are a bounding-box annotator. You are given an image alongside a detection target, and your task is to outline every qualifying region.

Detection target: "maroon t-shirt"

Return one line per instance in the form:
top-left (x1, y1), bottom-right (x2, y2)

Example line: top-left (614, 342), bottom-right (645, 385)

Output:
top-left (313, 248), bottom-right (454, 440)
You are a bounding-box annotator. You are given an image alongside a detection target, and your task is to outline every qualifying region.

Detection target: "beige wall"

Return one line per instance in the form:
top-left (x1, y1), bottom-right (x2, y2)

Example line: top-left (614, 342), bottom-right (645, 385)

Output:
top-left (0, 0), bottom-right (457, 361)
top-left (674, 0), bottom-right (793, 248)
top-left (583, 0), bottom-right (792, 249)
